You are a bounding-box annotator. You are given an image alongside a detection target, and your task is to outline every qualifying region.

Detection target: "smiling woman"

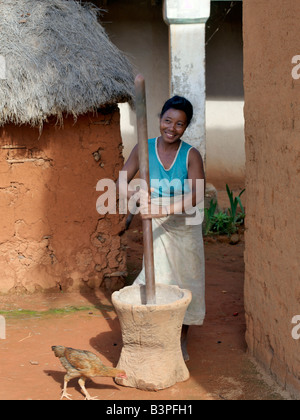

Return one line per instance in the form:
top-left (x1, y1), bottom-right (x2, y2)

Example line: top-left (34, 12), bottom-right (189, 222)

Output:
top-left (159, 108), bottom-right (187, 148)
top-left (117, 95), bottom-right (206, 362)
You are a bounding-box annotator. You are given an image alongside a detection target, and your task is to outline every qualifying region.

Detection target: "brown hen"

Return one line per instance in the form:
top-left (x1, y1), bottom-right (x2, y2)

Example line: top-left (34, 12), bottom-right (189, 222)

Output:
top-left (52, 345), bottom-right (126, 400)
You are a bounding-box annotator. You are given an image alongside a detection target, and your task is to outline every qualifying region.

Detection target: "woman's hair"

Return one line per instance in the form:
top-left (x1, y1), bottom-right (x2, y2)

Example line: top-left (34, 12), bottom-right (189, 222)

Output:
top-left (160, 96), bottom-right (194, 126)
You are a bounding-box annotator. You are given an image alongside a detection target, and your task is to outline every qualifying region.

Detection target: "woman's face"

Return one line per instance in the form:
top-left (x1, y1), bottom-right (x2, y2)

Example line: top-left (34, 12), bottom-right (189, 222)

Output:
top-left (160, 108), bottom-right (188, 144)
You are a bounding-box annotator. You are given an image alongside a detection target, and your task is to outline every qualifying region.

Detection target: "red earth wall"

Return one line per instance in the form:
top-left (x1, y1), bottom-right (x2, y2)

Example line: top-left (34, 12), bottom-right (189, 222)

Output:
top-left (0, 110), bottom-right (126, 294)
top-left (243, 0), bottom-right (300, 398)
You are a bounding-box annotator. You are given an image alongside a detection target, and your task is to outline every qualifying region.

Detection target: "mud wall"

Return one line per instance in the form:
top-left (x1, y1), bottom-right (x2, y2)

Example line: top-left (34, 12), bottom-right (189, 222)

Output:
top-left (243, 0), bottom-right (300, 398)
top-left (0, 110), bottom-right (126, 294)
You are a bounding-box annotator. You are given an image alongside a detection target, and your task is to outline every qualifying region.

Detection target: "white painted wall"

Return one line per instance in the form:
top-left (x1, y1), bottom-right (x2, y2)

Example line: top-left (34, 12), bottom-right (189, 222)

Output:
top-left (168, 23), bottom-right (207, 160)
top-left (206, 100), bottom-right (245, 187)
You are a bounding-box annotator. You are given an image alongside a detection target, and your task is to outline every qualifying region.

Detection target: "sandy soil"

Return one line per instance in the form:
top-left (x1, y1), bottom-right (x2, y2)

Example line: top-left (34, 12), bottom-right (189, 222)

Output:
top-left (0, 217), bottom-right (289, 401)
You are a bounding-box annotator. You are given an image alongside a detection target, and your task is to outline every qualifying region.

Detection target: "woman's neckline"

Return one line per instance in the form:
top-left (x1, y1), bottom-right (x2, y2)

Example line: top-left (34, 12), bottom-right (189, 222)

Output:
top-left (155, 137), bottom-right (183, 171)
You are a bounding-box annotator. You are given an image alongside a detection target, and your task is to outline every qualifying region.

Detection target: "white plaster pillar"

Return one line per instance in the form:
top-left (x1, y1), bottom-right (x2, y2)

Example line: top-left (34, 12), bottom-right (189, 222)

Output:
top-left (163, 0), bottom-right (211, 161)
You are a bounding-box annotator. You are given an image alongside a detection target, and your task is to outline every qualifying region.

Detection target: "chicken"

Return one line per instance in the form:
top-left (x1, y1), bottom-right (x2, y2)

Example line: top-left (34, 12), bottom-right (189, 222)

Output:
top-left (52, 345), bottom-right (126, 400)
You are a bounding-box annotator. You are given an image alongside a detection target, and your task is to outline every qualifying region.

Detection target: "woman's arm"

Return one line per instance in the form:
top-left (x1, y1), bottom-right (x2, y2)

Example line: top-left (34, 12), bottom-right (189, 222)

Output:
top-left (186, 147), bottom-right (206, 207)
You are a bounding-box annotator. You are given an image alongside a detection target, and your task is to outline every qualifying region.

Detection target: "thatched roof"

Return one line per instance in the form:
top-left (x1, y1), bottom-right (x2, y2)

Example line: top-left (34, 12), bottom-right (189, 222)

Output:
top-left (0, 0), bottom-right (134, 128)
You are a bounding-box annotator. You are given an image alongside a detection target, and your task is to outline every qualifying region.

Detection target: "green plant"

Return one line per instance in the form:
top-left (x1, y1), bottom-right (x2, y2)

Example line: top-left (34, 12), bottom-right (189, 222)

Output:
top-left (204, 186), bottom-right (245, 236)
top-left (204, 199), bottom-right (218, 236)
top-left (211, 211), bottom-right (231, 235)
top-left (226, 184), bottom-right (245, 231)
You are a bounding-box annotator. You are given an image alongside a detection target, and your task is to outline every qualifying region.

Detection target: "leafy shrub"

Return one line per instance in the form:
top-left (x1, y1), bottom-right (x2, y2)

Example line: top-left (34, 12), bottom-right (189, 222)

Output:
top-left (204, 185), bottom-right (245, 236)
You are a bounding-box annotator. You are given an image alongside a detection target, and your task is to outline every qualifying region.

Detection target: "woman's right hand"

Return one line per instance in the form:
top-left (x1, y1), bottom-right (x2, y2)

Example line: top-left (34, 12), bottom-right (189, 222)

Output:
top-left (138, 188), bottom-right (168, 219)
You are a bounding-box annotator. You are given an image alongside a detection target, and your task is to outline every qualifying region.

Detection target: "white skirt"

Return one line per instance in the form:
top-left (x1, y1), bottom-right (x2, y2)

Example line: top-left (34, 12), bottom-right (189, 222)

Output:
top-left (134, 199), bottom-right (206, 326)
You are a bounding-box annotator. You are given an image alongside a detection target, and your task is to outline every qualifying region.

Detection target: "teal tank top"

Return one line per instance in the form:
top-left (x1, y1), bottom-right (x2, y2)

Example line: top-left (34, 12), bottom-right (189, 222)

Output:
top-left (148, 137), bottom-right (193, 199)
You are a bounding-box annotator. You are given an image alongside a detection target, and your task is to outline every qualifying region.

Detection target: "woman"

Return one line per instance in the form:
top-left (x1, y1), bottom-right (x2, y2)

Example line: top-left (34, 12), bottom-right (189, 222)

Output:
top-left (118, 96), bottom-right (205, 361)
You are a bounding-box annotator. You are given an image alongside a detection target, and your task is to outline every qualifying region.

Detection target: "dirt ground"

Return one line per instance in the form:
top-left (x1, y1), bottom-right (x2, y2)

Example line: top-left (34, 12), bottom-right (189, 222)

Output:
top-left (0, 215), bottom-right (291, 401)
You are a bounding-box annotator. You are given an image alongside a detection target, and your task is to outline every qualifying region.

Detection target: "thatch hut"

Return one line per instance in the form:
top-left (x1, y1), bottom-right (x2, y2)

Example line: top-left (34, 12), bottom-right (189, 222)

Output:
top-left (0, 0), bottom-right (134, 294)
